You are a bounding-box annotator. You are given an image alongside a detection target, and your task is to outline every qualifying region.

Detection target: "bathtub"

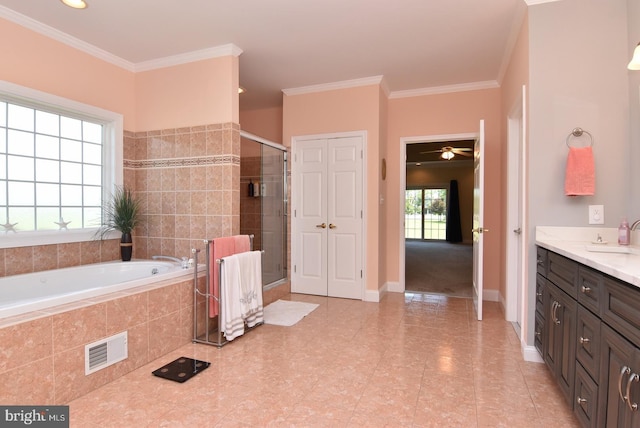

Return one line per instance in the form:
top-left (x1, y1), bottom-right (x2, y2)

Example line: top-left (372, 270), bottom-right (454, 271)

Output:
top-left (0, 260), bottom-right (198, 319)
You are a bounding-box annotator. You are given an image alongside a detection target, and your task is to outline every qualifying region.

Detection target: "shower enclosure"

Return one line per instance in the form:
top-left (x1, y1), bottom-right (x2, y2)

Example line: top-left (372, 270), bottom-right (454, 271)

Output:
top-left (239, 131), bottom-right (287, 288)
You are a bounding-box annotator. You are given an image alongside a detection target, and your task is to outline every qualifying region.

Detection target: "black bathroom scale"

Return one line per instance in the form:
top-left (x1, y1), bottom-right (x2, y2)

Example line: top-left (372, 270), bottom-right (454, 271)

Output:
top-left (152, 357), bottom-right (210, 383)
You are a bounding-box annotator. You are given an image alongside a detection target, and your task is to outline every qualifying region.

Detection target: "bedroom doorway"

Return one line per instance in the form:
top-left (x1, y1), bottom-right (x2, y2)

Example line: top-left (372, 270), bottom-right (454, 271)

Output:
top-left (401, 135), bottom-right (475, 297)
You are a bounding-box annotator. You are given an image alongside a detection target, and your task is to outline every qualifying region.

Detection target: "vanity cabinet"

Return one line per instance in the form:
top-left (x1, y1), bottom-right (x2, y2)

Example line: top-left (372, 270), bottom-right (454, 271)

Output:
top-left (537, 246), bottom-right (640, 427)
top-left (543, 279), bottom-right (577, 407)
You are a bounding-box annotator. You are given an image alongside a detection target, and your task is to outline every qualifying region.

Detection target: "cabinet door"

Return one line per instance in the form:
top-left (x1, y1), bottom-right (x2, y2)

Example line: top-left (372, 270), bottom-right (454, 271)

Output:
top-left (599, 324), bottom-right (640, 428)
top-left (555, 287), bottom-right (577, 408)
top-left (544, 281), bottom-right (577, 408)
top-left (576, 305), bottom-right (601, 381)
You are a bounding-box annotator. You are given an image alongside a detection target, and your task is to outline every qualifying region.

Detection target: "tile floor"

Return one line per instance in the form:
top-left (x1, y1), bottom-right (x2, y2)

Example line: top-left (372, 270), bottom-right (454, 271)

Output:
top-left (69, 293), bottom-right (580, 427)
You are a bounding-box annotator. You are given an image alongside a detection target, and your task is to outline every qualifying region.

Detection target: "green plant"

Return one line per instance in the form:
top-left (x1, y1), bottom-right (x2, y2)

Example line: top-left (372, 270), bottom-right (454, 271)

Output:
top-left (95, 186), bottom-right (142, 239)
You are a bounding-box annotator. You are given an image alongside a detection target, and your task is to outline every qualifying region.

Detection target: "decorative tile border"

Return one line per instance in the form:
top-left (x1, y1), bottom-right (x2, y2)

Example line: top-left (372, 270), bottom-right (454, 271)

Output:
top-left (124, 155), bottom-right (240, 169)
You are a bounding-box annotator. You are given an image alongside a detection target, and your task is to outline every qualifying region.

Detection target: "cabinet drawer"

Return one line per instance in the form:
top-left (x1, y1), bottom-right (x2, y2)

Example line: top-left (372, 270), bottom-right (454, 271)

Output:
top-left (574, 363), bottom-right (598, 428)
top-left (536, 246), bottom-right (548, 276)
top-left (576, 305), bottom-right (601, 381)
top-left (536, 273), bottom-right (545, 315)
top-left (577, 266), bottom-right (603, 316)
top-left (548, 252), bottom-right (579, 299)
top-left (603, 277), bottom-right (640, 349)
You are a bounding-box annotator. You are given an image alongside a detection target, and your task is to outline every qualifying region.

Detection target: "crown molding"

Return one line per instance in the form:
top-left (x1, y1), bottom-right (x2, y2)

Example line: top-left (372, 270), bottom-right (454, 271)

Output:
top-left (283, 75), bottom-right (384, 96)
top-left (0, 5), bottom-right (242, 73)
top-left (134, 44), bottom-right (243, 72)
top-left (0, 5), bottom-right (136, 71)
top-left (389, 80), bottom-right (499, 99)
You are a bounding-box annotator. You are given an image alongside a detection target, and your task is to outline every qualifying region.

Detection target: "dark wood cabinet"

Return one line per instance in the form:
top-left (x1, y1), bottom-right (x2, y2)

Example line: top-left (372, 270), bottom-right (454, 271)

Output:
top-left (537, 246), bottom-right (640, 427)
top-left (598, 324), bottom-right (640, 428)
top-left (544, 280), bottom-right (577, 407)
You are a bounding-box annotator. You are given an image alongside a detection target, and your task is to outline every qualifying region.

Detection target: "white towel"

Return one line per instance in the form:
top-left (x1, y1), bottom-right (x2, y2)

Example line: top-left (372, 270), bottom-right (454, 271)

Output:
top-left (220, 251), bottom-right (263, 341)
top-left (237, 251), bottom-right (264, 327)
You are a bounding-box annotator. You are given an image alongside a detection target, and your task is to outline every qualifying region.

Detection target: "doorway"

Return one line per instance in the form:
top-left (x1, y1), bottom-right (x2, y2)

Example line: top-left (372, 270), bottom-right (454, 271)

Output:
top-left (400, 134), bottom-right (476, 297)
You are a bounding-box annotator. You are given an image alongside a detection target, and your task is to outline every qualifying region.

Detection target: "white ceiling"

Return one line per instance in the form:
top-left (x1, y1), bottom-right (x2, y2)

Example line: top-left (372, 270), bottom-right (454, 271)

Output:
top-left (0, 0), bottom-right (527, 110)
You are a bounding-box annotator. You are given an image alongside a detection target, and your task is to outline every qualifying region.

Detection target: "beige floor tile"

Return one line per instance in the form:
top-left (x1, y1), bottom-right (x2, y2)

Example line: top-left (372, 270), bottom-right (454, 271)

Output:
top-left (66, 292), bottom-right (580, 427)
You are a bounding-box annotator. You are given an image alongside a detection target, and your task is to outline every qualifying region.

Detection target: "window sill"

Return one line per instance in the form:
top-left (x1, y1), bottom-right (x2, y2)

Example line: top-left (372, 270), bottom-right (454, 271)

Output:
top-left (0, 229), bottom-right (119, 249)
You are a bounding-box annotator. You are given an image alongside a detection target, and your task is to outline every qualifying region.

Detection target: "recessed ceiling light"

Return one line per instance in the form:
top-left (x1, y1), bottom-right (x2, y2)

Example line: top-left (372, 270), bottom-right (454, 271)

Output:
top-left (61, 0), bottom-right (88, 9)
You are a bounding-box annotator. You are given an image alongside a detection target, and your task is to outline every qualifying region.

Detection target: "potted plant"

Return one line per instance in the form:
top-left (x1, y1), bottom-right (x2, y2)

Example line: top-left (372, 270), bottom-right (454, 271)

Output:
top-left (96, 186), bottom-right (142, 261)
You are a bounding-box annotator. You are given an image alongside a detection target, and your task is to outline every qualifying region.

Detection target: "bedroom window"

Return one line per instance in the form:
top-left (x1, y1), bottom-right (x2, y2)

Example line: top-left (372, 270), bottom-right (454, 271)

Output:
top-left (0, 81), bottom-right (123, 248)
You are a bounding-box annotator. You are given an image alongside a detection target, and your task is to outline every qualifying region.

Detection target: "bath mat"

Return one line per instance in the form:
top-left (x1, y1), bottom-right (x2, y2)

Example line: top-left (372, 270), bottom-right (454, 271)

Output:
top-left (152, 357), bottom-right (210, 383)
top-left (263, 299), bottom-right (319, 326)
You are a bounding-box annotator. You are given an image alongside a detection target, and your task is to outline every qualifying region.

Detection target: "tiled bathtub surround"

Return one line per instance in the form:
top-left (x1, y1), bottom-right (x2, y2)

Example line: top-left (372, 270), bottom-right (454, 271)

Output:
top-left (123, 123), bottom-right (241, 262)
top-left (0, 274), bottom-right (204, 404)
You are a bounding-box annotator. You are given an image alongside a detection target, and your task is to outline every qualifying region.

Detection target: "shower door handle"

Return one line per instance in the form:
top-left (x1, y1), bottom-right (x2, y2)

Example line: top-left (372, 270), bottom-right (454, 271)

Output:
top-left (329, 224), bottom-right (336, 229)
top-left (316, 223), bottom-right (327, 229)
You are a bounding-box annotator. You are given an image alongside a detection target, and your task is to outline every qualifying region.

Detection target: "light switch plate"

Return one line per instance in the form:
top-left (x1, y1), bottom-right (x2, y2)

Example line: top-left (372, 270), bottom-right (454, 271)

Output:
top-left (589, 205), bottom-right (604, 225)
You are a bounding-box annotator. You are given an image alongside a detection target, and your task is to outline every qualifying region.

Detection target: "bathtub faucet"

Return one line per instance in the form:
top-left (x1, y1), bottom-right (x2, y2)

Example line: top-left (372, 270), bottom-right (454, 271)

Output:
top-left (152, 255), bottom-right (190, 269)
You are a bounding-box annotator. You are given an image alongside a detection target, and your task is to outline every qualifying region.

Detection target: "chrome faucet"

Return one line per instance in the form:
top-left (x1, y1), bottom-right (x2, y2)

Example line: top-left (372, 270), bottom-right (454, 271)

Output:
top-left (632, 219), bottom-right (640, 231)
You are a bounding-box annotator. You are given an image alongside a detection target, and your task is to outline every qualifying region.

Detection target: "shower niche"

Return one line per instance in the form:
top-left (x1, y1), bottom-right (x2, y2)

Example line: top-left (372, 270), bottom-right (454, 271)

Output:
top-left (239, 131), bottom-right (287, 288)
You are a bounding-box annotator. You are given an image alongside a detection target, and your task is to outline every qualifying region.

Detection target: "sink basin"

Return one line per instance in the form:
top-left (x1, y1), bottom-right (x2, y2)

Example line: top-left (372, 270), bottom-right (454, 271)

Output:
top-left (585, 245), bottom-right (639, 254)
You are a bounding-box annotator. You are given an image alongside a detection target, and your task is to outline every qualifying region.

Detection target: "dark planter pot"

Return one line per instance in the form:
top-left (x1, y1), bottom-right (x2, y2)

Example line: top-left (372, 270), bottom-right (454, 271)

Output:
top-left (120, 232), bottom-right (133, 261)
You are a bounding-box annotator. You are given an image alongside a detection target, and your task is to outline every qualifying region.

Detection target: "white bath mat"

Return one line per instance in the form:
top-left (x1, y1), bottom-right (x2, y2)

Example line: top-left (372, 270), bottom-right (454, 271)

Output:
top-left (263, 300), bottom-right (319, 326)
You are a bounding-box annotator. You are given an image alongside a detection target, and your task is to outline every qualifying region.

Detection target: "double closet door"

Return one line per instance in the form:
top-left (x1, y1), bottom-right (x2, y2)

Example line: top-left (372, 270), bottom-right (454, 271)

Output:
top-left (292, 135), bottom-right (363, 299)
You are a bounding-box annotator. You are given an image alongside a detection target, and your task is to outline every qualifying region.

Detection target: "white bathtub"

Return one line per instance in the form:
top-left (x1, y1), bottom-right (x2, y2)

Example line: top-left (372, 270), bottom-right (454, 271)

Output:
top-left (0, 260), bottom-right (197, 318)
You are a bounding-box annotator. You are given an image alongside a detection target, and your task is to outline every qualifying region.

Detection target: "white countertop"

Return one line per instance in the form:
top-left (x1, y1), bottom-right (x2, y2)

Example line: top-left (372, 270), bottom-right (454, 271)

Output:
top-left (536, 226), bottom-right (640, 288)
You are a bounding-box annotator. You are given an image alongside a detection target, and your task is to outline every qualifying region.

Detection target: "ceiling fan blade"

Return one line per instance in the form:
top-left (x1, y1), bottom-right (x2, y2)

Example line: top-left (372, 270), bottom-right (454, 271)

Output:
top-left (453, 147), bottom-right (473, 152)
top-left (419, 150), bottom-right (443, 154)
top-left (452, 151), bottom-right (473, 157)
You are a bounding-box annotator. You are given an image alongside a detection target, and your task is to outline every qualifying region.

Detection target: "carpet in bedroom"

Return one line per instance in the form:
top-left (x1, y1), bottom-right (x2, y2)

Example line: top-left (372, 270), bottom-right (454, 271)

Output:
top-left (405, 240), bottom-right (473, 298)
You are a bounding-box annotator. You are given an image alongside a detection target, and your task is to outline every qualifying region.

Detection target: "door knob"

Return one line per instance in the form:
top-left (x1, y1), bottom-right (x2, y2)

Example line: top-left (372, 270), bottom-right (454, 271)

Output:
top-left (513, 228), bottom-right (521, 234)
top-left (329, 223), bottom-right (336, 229)
top-left (316, 223), bottom-right (326, 229)
top-left (472, 227), bottom-right (489, 233)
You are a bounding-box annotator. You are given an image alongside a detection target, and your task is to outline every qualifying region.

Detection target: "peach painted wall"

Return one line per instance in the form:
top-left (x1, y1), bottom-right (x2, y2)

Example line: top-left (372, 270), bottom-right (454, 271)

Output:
top-left (386, 89), bottom-right (502, 293)
top-left (240, 106), bottom-right (284, 143)
top-left (378, 86), bottom-right (389, 290)
top-left (135, 56), bottom-right (239, 130)
top-left (0, 18), bottom-right (136, 129)
top-left (283, 84), bottom-right (382, 292)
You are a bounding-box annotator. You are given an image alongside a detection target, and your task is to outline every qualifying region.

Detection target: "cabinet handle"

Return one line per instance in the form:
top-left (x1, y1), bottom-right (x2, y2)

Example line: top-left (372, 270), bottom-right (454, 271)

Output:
top-left (619, 366), bottom-right (632, 401)
top-left (626, 373), bottom-right (640, 412)
top-left (537, 258), bottom-right (543, 266)
top-left (535, 331), bottom-right (541, 337)
top-left (576, 397), bottom-right (587, 405)
top-left (536, 292), bottom-right (543, 297)
top-left (579, 337), bottom-right (590, 345)
top-left (552, 301), bottom-right (561, 325)
top-left (580, 285), bottom-right (592, 294)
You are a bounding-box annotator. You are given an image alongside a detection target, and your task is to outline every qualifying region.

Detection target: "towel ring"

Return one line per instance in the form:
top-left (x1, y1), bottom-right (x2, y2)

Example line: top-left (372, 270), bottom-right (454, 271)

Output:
top-left (566, 127), bottom-right (594, 148)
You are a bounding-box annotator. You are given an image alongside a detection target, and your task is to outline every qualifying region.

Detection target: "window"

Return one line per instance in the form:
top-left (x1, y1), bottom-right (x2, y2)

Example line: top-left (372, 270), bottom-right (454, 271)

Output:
top-left (0, 81), bottom-right (123, 248)
top-left (405, 187), bottom-right (447, 240)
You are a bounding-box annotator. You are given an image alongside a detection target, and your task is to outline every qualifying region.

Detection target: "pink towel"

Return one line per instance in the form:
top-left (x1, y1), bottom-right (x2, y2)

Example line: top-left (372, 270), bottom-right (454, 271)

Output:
top-left (209, 235), bottom-right (251, 317)
top-left (564, 146), bottom-right (595, 196)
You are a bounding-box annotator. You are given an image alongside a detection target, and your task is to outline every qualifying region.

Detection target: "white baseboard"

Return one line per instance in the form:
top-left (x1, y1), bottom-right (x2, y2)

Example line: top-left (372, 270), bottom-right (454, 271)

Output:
top-left (483, 289), bottom-right (499, 302)
top-left (386, 281), bottom-right (402, 293)
top-left (364, 283), bottom-right (385, 302)
top-left (522, 344), bottom-right (544, 363)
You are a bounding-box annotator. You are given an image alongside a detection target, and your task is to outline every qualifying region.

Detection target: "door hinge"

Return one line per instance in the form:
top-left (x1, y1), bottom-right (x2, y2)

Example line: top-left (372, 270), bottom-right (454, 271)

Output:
top-left (361, 150), bottom-right (363, 159)
top-left (361, 270), bottom-right (363, 278)
top-left (294, 209), bottom-right (296, 217)
top-left (294, 265), bottom-right (296, 273)
top-left (361, 210), bottom-right (363, 219)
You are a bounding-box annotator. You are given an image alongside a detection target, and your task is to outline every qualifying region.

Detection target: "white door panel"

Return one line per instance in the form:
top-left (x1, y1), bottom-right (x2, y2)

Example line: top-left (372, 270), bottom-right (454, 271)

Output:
top-left (472, 120), bottom-right (485, 321)
top-left (292, 134), bottom-right (363, 299)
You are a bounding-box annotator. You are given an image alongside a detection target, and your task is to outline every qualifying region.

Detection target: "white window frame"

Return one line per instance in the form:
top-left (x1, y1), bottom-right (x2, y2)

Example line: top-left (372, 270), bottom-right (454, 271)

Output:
top-left (0, 81), bottom-right (123, 249)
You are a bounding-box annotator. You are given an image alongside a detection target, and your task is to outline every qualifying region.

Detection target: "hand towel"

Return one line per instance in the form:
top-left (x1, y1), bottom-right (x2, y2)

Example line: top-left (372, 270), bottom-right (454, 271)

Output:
top-left (565, 146), bottom-right (595, 196)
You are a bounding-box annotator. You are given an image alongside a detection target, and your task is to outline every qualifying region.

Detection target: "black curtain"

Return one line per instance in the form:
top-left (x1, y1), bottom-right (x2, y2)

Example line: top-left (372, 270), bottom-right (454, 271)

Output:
top-left (446, 179), bottom-right (463, 242)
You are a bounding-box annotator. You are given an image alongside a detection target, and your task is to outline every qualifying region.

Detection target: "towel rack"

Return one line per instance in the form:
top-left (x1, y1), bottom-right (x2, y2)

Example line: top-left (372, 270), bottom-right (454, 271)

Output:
top-left (566, 127), bottom-right (594, 147)
top-left (192, 235), bottom-right (264, 348)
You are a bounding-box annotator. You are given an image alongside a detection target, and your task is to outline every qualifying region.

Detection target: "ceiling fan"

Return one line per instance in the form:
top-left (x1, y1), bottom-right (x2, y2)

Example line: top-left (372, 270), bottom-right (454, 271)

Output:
top-left (420, 146), bottom-right (473, 160)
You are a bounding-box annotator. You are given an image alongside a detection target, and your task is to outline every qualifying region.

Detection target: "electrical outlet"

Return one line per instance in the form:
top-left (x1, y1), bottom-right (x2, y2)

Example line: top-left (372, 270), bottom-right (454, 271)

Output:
top-left (589, 205), bottom-right (604, 225)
